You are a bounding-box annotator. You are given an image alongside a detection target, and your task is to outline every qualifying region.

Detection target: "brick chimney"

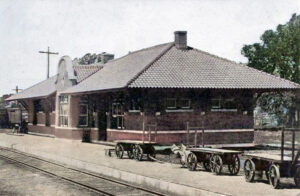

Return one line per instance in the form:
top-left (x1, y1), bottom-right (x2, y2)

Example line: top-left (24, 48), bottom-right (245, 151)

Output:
top-left (174, 31), bottom-right (187, 49)
top-left (101, 53), bottom-right (114, 64)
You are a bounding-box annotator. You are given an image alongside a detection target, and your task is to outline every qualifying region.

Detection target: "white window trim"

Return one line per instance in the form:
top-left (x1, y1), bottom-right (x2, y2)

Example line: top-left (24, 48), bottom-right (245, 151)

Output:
top-left (128, 109), bottom-right (141, 113)
top-left (211, 108), bottom-right (238, 112)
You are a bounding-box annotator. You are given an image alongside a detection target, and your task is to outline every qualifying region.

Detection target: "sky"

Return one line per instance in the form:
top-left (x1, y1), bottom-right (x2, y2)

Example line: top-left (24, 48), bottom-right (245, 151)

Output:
top-left (0, 0), bottom-right (299, 96)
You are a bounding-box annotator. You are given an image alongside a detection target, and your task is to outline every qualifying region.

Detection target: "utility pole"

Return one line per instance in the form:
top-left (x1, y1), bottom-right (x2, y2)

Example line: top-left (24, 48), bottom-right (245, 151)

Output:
top-left (12, 85), bottom-right (22, 94)
top-left (39, 47), bottom-right (59, 79)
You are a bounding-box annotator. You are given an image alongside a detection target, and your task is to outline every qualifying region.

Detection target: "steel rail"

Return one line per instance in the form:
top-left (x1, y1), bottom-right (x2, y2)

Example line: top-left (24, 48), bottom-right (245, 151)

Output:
top-left (0, 147), bottom-right (166, 196)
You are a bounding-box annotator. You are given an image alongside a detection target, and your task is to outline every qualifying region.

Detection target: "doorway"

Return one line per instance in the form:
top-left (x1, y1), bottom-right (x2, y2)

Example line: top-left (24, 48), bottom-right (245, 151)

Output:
top-left (98, 111), bottom-right (107, 140)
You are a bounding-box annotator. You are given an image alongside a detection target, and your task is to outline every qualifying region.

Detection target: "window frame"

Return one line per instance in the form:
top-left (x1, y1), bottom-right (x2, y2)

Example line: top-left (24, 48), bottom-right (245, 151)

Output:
top-left (58, 95), bottom-right (69, 127)
top-left (78, 103), bottom-right (88, 127)
top-left (179, 98), bottom-right (191, 109)
top-left (211, 96), bottom-right (237, 112)
top-left (166, 98), bottom-right (177, 109)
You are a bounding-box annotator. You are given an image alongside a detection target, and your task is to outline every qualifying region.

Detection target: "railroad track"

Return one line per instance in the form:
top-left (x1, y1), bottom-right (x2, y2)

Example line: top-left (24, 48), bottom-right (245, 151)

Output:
top-left (0, 147), bottom-right (167, 196)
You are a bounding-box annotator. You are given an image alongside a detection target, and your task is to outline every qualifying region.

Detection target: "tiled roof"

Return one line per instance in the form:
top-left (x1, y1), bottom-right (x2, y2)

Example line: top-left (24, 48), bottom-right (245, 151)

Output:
top-left (73, 65), bottom-right (103, 83)
top-left (129, 45), bottom-right (300, 89)
top-left (62, 43), bottom-right (173, 94)
top-left (6, 75), bottom-right (57, 101)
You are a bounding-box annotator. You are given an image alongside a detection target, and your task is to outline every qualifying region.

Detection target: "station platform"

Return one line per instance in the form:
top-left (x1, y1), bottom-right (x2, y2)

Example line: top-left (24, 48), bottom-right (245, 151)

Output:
top-left (0, 129), bottom-right (298, 196)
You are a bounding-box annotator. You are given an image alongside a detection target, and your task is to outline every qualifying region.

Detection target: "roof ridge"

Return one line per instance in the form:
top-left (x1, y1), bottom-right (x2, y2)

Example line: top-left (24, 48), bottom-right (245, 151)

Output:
top-left (192, 47), bottom-right (300, 87)
top-left (103, 42), bottom-right (173, 65)
top-left (73, 64), bottom-right (103, 68)
top-left (126, 43), bottom-right (175, 87)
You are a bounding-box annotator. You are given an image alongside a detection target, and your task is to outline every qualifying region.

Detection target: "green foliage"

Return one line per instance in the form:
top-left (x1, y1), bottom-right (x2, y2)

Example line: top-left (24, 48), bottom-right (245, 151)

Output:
top-left (256, 92), bottom-right (295, 124)
top-left (242, 13), bottom-right (300, 84)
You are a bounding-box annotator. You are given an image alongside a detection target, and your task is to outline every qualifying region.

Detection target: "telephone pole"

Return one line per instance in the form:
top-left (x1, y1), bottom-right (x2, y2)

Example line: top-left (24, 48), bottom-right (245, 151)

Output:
top-left (12, 85), bottom-right (22, 94)
top-left (39, 47), bottom-right (59, 79)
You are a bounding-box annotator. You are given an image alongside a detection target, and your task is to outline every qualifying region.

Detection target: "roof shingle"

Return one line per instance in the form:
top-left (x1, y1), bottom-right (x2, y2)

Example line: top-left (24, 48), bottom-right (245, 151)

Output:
top-left (62, 43), bottom-right (173, 94)
top-left (74, 65), bottom-right (103, 83)
top-left (129, 46), bottom-right (300, 89)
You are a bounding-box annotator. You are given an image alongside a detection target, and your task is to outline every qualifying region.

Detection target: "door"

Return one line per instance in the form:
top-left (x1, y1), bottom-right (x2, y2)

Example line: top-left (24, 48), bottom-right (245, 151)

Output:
top-left (98, 111), bottom-right (107, 140)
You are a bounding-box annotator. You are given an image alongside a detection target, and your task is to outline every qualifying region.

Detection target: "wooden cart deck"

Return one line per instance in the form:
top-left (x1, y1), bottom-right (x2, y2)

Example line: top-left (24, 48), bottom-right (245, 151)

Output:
top-left (115, 140), bottom-right (157, 144)
top-left (187, 147), bottom-right (242, 154)
top-left (243, 152), bottom-right (292, 162)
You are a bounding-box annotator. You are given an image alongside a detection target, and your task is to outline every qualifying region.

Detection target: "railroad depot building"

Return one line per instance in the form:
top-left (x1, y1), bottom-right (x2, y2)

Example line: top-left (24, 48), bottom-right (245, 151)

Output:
top-left (7, 31), bottom-right (300, 145)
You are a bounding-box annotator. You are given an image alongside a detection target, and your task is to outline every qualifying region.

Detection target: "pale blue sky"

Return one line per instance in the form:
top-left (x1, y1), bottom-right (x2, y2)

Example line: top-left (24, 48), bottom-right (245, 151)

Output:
top-left (0, 0), bottom-right (299, 95)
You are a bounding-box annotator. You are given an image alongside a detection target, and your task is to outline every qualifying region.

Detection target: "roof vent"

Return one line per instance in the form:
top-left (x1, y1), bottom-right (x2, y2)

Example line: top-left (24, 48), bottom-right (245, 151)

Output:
top-left (174, 31), bottom-right (187, 49)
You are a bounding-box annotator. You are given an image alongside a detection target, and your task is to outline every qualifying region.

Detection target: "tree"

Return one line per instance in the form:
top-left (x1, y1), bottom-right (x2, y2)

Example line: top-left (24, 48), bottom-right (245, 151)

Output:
top-left (242, 13), bottom-right (300, 83)
top-left (255, 92), bottom-right (295, 126)
top-left (242, 14), bottom-right (300, 127)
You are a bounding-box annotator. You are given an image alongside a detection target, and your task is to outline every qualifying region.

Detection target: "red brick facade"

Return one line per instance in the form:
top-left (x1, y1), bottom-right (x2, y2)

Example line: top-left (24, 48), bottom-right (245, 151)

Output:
top-left (25, 88), bottom-right (256, 144)
top-left (107, 129), bottom-right (254, 145)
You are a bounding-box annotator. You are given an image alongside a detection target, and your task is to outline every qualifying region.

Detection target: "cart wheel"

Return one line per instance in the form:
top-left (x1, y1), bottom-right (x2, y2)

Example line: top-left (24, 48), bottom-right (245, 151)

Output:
top-left (187, 152), bottom-right (197, 171)
top-left (269, 164), bottom-right (280, 189)
top-left (265, 170), bottom-right (269, 182)
top-left (134, 145), bottom-right (143, 161)
top-left (203, 159), bottom-right (211, 172)
top-left (127, 150), bottom-right (134, 159)
top-left (210, 154), bottom-right (223, 175)
top-left (228, 154), bottom-right (240, 175)
top-left (115, 144), bottom-right (124, 159)
top-left (244, 159), bottom-right (255, 182)
top-left (178, 153), bottom-right (186, 167)
top-left (293, 167), bottom-right (300, 188)
top-left (147, 146), bottom-right (156, 161)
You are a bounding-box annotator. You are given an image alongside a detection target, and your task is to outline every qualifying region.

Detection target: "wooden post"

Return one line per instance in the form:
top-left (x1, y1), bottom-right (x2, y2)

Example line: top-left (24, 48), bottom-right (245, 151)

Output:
top-left (155, 122), bottom-right (157, 143)
top-left (148, 127), bottom-right (151, 142)
top-left (186, 122), bottom-right (189, 146)
top-left (194, 130), bottom-right (197, 147)
top-left (202, 128), bottom-right (204, 147)
top-left (281, 127), bottom-right (285, 162)
top-left (292, 129), bottom-right (295, 162)
top-left (142, 121), bottom-right (145, 143)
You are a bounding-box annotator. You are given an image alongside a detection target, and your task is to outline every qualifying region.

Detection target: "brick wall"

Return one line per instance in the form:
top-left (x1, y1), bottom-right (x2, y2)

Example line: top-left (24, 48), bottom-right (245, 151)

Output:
top-left (28, 125), bottom-right (54, 135)
top-left (27, 100), bottom-right (34, 123)
top-left (124, 112), bottom-right (253, 130)
top-left (37, 112), bottom-right (46, 125)
top-left (50, 112), bottom-right (55, 126)
top-left (69, 96), bottom-right (80, 127)
top-left (55, 127), bottom-right (98, 141)
top-left (107, 129), bottom-right (254, 145)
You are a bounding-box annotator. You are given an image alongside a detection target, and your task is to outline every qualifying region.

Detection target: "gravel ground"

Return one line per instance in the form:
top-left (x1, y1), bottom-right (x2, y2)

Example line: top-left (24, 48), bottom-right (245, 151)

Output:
top-left (0, 158), bottom-right (100, 196)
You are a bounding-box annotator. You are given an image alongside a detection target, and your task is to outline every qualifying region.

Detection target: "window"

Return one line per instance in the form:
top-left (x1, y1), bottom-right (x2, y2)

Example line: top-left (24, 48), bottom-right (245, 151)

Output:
top-left (112, 102), bottom-right (123, 116)
top-left (211, 96), bottom-right (221, 109)
top-left (223, 98), bottom-right (236, 109)
top-left (116, 116), bottom-right (124, 129)
top-left (179, 99), bottom-right (191, 109)
top-left (166, 98), bottom-right (176, 109)
top-left (34, 99), bottom-right (43, 112)
top-left (166, 98), bottom-right (192, 110)
top-left (211, 96), bottom-right (237, 112)
top-left (78, 104), bottom-right (88, 126)
top-left (59, 95), bottom-right (69, 127)
top-left (129, 98), bottom-right (141, 112)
